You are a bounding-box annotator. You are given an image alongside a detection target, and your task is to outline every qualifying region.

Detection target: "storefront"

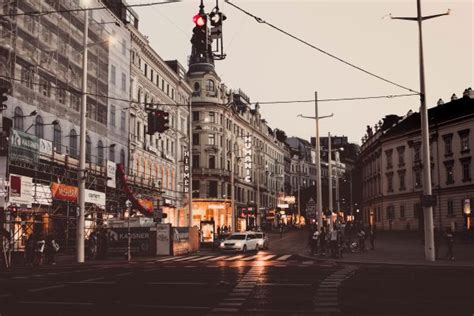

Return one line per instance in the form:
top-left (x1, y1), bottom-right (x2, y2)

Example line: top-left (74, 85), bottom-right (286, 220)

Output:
top-left (191, 199), bottom-right (232, 229)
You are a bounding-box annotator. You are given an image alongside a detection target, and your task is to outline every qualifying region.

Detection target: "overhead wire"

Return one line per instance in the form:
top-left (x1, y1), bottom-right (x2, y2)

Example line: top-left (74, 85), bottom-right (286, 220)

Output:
top-left (0, 75), bottom-right (418, 108)
top-left (224, 0), bottom-right (420, 95)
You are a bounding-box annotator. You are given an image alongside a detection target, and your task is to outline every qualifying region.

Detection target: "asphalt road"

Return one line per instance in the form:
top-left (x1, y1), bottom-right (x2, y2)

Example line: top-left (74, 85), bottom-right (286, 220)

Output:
top-left (1, 231), bottom-right (473, 315)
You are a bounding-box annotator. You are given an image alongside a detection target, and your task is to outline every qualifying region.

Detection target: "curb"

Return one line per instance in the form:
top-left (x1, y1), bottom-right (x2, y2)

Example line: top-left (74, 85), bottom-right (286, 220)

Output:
top-left (297, 253), bottom-right (474, 268)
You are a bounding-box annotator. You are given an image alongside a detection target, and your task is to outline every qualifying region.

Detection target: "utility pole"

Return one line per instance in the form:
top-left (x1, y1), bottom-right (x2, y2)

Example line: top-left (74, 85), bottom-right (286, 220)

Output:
top-left (77, 7), bottom-right (88, 264)
top-left (328, 132), bottom-right (333, 231)
top-left (335, 150), bottom-right (341, 212)
top-left (230, 146), bottom-right (235, 232)
top-left (391, 0), bottom-right (449, 262)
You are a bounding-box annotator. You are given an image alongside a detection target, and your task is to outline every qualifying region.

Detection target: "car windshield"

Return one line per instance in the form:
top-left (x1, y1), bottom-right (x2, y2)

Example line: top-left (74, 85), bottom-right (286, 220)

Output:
top-left (228, 234), bottom-right (246, 240)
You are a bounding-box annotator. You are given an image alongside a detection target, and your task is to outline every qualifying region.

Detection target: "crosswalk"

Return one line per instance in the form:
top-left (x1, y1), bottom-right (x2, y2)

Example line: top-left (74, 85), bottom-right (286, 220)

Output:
top-left (155, 254), bottom-right (294, 263)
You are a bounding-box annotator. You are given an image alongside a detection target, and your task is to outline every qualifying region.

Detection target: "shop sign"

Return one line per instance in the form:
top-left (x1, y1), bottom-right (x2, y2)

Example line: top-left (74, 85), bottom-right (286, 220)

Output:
top-left (277, 203), bottom-right (289, 209)
top-left (85, 189), bottom-right (105, 209)
top-left (33, 183), bottom-right (52, 206)
top-left (138, 199), bottom-right (154, 213)
top-left (306, 198), bottom-right (316, 217)
top-left (9, 174), bottom-right (33, 207)
top-left (464, 199), bottom-right (471, 215)
top-left (243, 134), bottom-right (252, 183)
top-left (51, 182), bottom-right (77, 202)
top-left (208, 204), bottom-right (225, 210)
top-left (10, 129), bottom-right (39, 163)
top-left (39, 138), bottom-right (53, 156)
top-left (107, 160), bottom-right (116, 188)
top-left (183, 150), bottom-right (190, 193)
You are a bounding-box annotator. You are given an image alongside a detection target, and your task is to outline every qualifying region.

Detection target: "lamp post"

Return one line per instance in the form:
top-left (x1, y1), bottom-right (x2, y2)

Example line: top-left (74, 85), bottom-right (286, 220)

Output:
top-left (125, 199), bottom-right (132, 262)
top-left (391, 0), bottom-right (449, 262)
top-left (297, 93), bottom-right (333, 232)
top-left (25, 119), bottom-right (59, 134)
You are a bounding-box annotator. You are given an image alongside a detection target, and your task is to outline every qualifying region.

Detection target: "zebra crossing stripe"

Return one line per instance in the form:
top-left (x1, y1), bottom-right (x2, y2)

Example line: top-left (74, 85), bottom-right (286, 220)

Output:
top-left (225, 255), bottom-right (244, 261)
top-left (156, 257), bottom-right (176, 262)
top-left (207, 255), bottom-right (229, 261)
top-left (241, 255), bottom-right (259, 261)
top-left (276, 255), bottom-right (292, 261)
top-left (189, 256), bottom-right (215, 262)
top-left (258, 255), bottom-right (277, 261)
top-left (173, 256), bottom-right (199, 262)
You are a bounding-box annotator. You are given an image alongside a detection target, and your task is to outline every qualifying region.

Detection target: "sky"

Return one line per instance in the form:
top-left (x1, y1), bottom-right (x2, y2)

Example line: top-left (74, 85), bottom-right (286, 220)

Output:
top-left (130, 0), bottom-right (473, 145)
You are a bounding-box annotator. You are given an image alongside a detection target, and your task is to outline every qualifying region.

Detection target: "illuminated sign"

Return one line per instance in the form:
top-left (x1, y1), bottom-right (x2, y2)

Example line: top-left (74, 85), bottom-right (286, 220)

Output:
top-left (244, 135), bottom-right (252, 183)
top-left (183, 150), bottom-right (190, 193)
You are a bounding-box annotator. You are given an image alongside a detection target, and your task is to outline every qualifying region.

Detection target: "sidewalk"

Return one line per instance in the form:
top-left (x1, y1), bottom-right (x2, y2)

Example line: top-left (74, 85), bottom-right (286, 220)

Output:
top-left (300, 231), bottom-right (474, 267)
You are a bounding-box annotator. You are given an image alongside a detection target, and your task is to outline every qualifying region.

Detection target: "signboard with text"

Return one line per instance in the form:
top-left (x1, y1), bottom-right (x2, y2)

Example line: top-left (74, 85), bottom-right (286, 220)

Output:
top-left (10, 129), bottom-right (39, 164)
top-left (107, 160), bottom-right (116, 188)
top-left (183, 150), bottom-right (190, 193)
top-left (8, 174), bottom-right (33, 207)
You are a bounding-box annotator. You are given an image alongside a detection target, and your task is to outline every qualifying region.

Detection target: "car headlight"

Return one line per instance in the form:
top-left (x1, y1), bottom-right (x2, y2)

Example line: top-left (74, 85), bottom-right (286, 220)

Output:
top-left (219, 242), bottom-right (225, 247)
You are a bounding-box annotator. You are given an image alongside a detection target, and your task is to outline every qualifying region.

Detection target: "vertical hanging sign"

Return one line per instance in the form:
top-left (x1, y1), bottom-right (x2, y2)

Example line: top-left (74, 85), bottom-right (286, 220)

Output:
top-left (183, 150), bottom-right (190, 193)
top-left (244, 135), bottom-right (252, 183)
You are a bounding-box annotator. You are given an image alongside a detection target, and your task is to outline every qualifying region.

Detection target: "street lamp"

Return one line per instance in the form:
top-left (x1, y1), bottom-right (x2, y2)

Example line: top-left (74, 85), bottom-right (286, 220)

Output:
top-left (125, 199), bottom-right (132, 262)
top-left (297, 93), bottom-right (333, 232)
top-left (25, 119), bottom-right (59, 134)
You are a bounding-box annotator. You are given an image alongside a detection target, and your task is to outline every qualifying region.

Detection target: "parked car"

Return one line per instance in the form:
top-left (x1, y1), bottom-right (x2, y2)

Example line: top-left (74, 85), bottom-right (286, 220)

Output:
top-left (254, 232), bottom-right (269, 250)
top-left (219, 232), bottom-right (260, 253)
top-left (214, 232), bottom-right (232, 249)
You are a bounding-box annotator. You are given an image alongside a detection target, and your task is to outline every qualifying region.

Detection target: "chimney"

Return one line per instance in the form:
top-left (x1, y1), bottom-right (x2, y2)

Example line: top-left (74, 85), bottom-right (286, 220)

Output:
top-left (463, 87), bottom-right (473, 98)
top-left (451, 93), bottom-right (458, 101)
top-left (437, 98), bottom-right (444, 105)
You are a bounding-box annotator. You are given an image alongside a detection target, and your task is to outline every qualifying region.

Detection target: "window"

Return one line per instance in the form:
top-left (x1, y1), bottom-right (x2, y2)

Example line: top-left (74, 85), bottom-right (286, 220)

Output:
top-left (414, 144), bottom-right (421, 162)
top-left (70, 93), bottom-right (80, 111)
top-left (209, 180), bottom-right (218, 198)
top-left (209, 112), bottom-right (216, 123)
top-left (13, 107), bottom-right (24, 131)
top-left (447, 199), bottom-right (454, 216)
top-left (120, 111), bottom-right (126, 130)
top-left (385, 150), bottom-right (393, 169)
top-left (386, 173), bottom-right (394, 193)
top-left (69, 129), bottom-right (78, 158)
top-left (21, 67), bottom-right (34, 89)
top-left (206, 79), bottom-right (215, 92)
top-left (400, 205), bottom-right (405, 219)
top-left (445, 161), bottom-right (454, 184)
top-left (34, 115), bottom-right (43, 138)
top-left (208, 134), bottom-right (215, 145)
top-left (209, 155), bottom-right (216, 169)
top-left (120, 149), bottom-right (125, 165)
top-left (397, 146), bottom-right (405, 166)
top-left (121, 73), bottom-right (126, 91)
top-left (443, 134), bottom-right (453, 156)
top-left (193, 155), bottom-right (200, 168)
top-left (192, 133), bottom-right (200, 145)
top-left (192, 111), bottom-right (200, 122)
top-left (39, 78), bottom-right (50, 97)
top-left (460, 157), bottom-right (471, 181)
top-left (459, 130), bottom-right (470, 152)
top-left (144, 63), bottom-right (148, 77)
top-left (398, 171), bottom-right (406, 191)
top-left (97, 140), bottom-right (104, 165)
top-left (415, 170), bottom-right (422, 188)
top-left (57, 88), bottom-right (66, 104)
top-left (110, 65), bottom-right (116, 85)
top-left (109, 105), bottom-right (116, 127)
top-left (53, 123), bottom-right (62, 153)
top-left (192, 180), bottom-right (200, 198)
top-left (109, 145), bottom-right (115, 162)
top-left (86, 136), bottom-right (92, 163)
top-left (121, 38), bottom-right (126, 56)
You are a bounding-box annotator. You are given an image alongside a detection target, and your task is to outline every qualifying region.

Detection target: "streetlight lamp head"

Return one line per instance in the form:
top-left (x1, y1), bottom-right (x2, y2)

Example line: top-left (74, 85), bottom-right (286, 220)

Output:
top-left (29, 110), bottom-right (37, 116)
top-left (51, 119), bottom-right (59, 125)
top-left (110, 143), bottom-right (116, 148)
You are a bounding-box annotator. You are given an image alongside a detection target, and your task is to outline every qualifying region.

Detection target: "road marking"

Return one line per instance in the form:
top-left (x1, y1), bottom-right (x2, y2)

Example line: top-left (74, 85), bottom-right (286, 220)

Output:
top-left (156, 256), bottom-right (177, 262)
top-left (225, 255), bottom-right (244, 261)
top-left (173, 256), bottom-right (199, 262)
top-left (258, 255), bottom-right (277, 261)
top-left (207, 255), bottom-right (229, 261)
top-left (276, 254), bottom-right (292, 261)
top-left (241, 255), bottom-right (259, 261)
top-left (20, 301), bottom-right (94, 306)
top-left (78, 277), bottom-right (104, 283)
top-left (62, 281), bottom-right (115, 285)
top-left (189, 256), bottom-right (215, 262)
top-left (28, 284), bottom-right (66, 293)
top-left (259, 283), bottom-right (312, 287)
top-left (147, 282), bottom-right (207, 286)
top-left (129, 304), bottom-right (209, 311)
top-left (115, 272), bottom-right (133, 277)
top-left (302, 260), bottom-right (314, 265)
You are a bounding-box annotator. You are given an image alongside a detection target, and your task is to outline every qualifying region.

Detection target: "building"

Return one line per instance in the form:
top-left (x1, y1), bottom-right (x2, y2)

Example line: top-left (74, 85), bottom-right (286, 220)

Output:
top-left (0, 0), bottom-right (127, 250)
top-left (360, 88), bottom-right (474, 231)
top-left (128, 13), bottom-right (192, 227)
top-left (187, 3), bottom-right (286, 231)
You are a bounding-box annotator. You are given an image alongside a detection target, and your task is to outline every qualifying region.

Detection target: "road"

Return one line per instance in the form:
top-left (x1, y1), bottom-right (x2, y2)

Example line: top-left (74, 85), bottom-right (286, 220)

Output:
top-left (0, 230), bottom-right (473, 315)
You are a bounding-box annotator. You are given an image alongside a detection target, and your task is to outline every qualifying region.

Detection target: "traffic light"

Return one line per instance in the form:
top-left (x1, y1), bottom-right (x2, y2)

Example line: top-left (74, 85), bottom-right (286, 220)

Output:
top-left (147, 111), bottom-right (156, 135)
top-left (209, 8), bottom-right (226, 27)
top-left (191, 13), bottom-right (207, 51)
top-left (0, 87), bottom-right (8, 110)
top-left (156, 110), bottom-right (170, 133)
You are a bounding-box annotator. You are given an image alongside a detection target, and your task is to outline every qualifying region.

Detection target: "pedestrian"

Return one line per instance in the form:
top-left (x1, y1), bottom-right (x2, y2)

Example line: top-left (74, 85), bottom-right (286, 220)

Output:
top-left (311, 230), bottom-right (320, 256)
top-left (434, 227), bottom-right (441, 259)
top-left (279, 225), bottom-right (283, 238)
top-left (34, 234), bottom-right (46, 266)
top-left (25, 234), bottom-right (36, 266)
top-left (445, 227), bottom-right (455, 260)
top-left (320, 227), bottom-right (327, 256)
top-left (44, 234), bottom-right (59, 265)
top-left (1, 227), bottom-right (11, 269)
top-left (369, 225), bottom-right (376, 250)
top-left (357, 228), bottom-right (366, 252)
top-left (329, 229), bottom-right (339, 258)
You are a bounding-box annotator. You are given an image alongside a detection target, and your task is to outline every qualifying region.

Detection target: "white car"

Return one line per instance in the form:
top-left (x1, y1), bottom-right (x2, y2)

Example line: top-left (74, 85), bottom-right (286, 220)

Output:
top-left (219, 232), bottom-right (260, 253)
top-left (254, 232), bottom-right (269, 250)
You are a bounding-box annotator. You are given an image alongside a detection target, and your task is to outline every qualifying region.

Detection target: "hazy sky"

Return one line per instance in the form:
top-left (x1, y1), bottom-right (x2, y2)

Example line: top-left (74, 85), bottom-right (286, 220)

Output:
top-left (130, 0), bottom-right (473, 144)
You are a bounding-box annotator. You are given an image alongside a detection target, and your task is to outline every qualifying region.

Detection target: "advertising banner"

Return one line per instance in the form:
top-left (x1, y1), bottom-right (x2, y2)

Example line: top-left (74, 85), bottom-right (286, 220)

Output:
top-left (8, 174), bottom-right (33, 207)
top-left (10, 129), bottom-right (39, 164)
top-left (183, 150), bottom-right (190, 193)
top-left (106, 227), bottom-right (156, 256)
top-left (39, 138), bottom-right (53, 156)
top-left (85, 189), bottom-right (105, 209)
top-left (107, 160), bottom-right (116, 188)
top-left (51, 182), bottom-right (77, 202)
top-left (33, 183), bottom-right (52, 206)
top-left (156, 224), bottom-right (171, 255)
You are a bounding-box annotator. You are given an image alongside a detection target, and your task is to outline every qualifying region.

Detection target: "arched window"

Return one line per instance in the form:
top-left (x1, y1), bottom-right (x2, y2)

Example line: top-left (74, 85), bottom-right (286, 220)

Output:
top-left (13, 107), bottom-right (24, 131)
top-left (120, 148), bottom-right (125, 166)
top-left (97, 140), bottom-right (104, 165)
top-left (109, 145), bottom-right (115, 162)
top-left (206, 79), bottom-right (215, 92)
top-left (53, 123), bottom-right (62, 153)
top-left (34, 115), bottom-right (44, 138)
top-left (86, 135), bottom-right (92, 162)
top-left (69, 129), bottom-right (78, 158)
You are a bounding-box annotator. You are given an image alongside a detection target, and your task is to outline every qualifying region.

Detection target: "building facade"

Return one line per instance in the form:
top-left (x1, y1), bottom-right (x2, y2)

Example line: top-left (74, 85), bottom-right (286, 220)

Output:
top-left (360, 89), bottom-right (474, 231)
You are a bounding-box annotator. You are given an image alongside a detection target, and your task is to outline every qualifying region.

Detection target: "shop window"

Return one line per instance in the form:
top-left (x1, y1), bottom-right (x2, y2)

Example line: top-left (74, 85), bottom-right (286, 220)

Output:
top-left (86, 135), bottom-right (92, 163)
top-left (192, 180), bottom-right (200, 198)
top-left (69, 129), bottom-right (78, 157)
top-left (209, 155), bottom-right (216, 169)
top-left (53, 123), bottom-right (62, 153)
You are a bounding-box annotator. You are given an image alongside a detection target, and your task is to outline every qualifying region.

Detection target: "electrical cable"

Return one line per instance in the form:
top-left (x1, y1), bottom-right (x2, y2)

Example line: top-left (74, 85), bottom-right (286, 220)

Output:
top-left (1, 75), bottom-right (418, 109)
top-left (0, 1), bottom-right (181, 18)
top-left (224, 0), bottom-right (420, 95)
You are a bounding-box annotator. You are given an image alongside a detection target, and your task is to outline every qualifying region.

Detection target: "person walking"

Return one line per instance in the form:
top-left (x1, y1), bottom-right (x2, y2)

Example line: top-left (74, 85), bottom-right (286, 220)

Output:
top-left (44, 234), bottom-right (59, 265)
top-left (34, 234), bottom-right (46, 266)
top-left (369, 225), bottom-right (376, 250)
top-left (434, 227), bottom-right (441, 259)
top-left (311, 230), bottom-right (320, 256)
top-left (279, 224), bottom-right (283, 238)
top-left (329, 229), bottom-right (339, 258)
top-left (320, 227), bottom-right (327, 256)
top-left (358, 228), bottom-right (366, 252)
top-left (445, 227), bottom-right (455, 260)
top-left (25, 234), bottom-right (36, 267)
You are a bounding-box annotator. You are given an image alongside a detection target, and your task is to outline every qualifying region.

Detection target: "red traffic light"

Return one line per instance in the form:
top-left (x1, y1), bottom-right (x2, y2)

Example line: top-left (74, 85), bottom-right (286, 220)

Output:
top-left (193, 13), bottom-right (206, 27)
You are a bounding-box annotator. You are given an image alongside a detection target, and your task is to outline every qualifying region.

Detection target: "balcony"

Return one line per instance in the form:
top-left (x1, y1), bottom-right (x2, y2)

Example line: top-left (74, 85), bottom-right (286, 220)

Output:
top-left (193, 168), bottom-right (230, 178)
